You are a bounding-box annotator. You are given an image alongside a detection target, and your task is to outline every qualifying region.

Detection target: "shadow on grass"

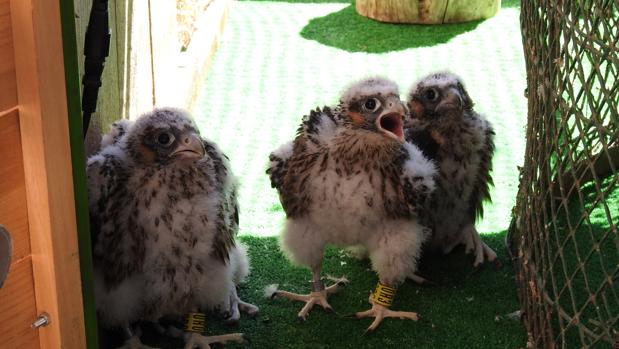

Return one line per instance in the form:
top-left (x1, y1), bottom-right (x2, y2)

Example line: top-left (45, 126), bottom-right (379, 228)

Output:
top-left (502, 0), bottom-right (521, 8)
top-left (300, 5), bottom-right (484, 53)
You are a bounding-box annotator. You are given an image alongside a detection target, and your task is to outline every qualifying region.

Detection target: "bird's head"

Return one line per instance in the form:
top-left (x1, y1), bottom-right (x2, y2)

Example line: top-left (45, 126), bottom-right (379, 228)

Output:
top-left (407, 72), bottom-right (473, 121)
top-left (124, 107), bottom-right (205, 165)
top-left (340, 77), bottom-right (406, 142)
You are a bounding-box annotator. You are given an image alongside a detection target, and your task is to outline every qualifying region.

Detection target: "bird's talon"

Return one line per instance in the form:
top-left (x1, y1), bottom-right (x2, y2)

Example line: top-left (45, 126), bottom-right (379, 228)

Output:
top-left (355, 302), bottom-right (419, 332)
top-left (276, 285), bottom-right (342, 320)
top-left (326, 275), bottom-right (349, 286)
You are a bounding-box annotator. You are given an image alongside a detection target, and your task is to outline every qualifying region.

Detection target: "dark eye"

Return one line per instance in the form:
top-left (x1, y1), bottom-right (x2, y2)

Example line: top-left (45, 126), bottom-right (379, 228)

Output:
top-left (156, 132), bottom-right (174, 146)
top-left (363, 98), bottom-right (380, 112)
top-left (424, 88), bottom-right (438, 101)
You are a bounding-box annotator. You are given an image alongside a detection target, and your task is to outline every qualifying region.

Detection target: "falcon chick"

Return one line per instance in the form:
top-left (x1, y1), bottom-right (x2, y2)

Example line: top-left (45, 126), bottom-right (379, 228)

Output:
top-left (267, 77), bottom-right (436, 332)
top-left (405, 72), bottom-right (497, 268)
top-left (88, 107), bottom-right (258, 349)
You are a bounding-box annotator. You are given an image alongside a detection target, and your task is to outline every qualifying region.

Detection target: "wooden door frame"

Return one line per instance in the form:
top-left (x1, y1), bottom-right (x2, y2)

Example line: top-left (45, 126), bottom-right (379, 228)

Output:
top-left (59, 0), bottom-right (99, 347)
top-left (10, 0), bottom-right (89, 347)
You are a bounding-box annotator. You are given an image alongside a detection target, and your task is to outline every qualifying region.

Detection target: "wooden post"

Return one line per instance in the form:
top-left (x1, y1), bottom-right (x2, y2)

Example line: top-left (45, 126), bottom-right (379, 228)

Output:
top-left (355, 0), bottom-right (501, 24)
top-left (10, 0), bottom-right (86, 347)
top-left (74, 0), bottom-right (230, 158)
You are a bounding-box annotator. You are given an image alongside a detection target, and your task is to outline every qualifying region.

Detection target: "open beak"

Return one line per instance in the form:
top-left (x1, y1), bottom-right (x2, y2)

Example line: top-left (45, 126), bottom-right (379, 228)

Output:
top-left (171, 133), bottom-right (205, 159)
top-left (376, 108), bottom-right (405, 142)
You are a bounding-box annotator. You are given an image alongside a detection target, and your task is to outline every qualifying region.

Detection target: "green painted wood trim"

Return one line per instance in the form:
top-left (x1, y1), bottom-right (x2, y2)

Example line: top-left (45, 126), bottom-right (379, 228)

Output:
top-left (58, 0), bottom-right (100, 348)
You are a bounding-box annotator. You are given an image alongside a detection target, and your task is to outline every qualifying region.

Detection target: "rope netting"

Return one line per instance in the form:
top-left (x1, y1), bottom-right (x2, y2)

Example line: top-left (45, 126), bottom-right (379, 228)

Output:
top-left (509, 0), bottom-right (618, 347)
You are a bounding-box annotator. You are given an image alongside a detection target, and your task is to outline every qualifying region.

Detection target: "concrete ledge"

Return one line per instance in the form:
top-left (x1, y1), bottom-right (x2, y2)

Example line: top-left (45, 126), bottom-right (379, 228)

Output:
top-left (155, 0), bottom-right (231, 112)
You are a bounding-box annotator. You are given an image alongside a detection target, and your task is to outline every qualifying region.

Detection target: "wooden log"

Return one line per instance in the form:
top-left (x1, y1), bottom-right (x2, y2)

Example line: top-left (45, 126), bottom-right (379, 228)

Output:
top-left (355, 0), bottom-right (501, 24)
top-left (443, 0), bottom-right (501, 23)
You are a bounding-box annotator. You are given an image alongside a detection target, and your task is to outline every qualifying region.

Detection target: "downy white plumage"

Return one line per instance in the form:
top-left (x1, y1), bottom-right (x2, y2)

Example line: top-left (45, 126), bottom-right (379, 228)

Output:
top-left (267, 77), bottom-right (436, 332)
top-left (88, 107), bottom-right (257, 349)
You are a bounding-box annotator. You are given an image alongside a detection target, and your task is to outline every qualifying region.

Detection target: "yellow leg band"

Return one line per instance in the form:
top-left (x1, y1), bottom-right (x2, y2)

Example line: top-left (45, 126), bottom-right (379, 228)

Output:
top-left (373, 282), bottom-right (396, 307)
top-left (184, 312), bottom-right (206, 333)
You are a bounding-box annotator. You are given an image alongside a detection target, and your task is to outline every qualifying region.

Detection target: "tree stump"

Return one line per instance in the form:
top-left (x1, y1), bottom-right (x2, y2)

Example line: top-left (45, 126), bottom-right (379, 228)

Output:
top-left (355, 0), bottom-right (501, 24)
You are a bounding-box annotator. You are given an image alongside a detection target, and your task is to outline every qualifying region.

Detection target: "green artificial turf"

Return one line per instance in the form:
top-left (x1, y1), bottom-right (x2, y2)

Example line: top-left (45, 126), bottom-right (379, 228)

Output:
top-left (132, 0), bottom-right (532, 347)
top-left (140, 233), bottom-right (525, 349)
top-left (548, 176), bottom-right (618, 346)
top-left (300, 6), bottom-right (484, 53)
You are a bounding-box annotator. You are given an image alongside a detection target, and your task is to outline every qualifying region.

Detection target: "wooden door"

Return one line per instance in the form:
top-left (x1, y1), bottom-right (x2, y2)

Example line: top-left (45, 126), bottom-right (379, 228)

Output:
top-left (0, 0), bottom-right (86, 348)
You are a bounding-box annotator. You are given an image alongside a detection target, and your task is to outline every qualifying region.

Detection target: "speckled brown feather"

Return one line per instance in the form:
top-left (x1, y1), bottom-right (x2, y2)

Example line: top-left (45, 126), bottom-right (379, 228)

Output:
top-left (467, 125), bottom-right (495, 220)
top-left (87, 108), bottom-right (246, 324)
top-left (204, 141), bottom-right (237, 264)
top-left (405, 72), bottom-right (496, 258)
top-left (279, 121), bottom-right (424, 220)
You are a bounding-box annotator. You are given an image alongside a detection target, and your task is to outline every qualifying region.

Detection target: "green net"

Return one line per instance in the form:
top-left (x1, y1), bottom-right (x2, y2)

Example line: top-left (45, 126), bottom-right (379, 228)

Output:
top-left (509, 1), bottom-right (618, 347)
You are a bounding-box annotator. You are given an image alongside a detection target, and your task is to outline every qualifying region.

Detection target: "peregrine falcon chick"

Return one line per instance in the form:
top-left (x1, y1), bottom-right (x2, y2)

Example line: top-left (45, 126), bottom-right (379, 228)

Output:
top-left (88, 107), bottom-right (258, 349)
top-left (267, 77), bottom-right (436, 332)
top-left (406, 71), bottom-right (498, 268)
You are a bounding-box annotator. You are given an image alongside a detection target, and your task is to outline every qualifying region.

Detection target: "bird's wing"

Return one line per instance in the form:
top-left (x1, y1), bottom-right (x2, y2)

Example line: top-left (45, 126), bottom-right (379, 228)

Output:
top-left (203, 139), bottom-right (238, 264)
top-left (276, 146), bottom-right (320, 218)
top-left (268, 136), bottom-right (321, 219)
top-left (100, 119), bottom-right (133, 149)
top-left (468, 119), bottom-right (495, 220)
top-left (86, 147), bottom-right (126, 250)
top-left (87, 147), bottom-right (144, 288)
top-left (267, 141), bottom-right (294, 190)
top-left (267, 107), bottom-right (340, 217)
top-left (400, 142), bottom-right (437, 213)
top-left (296, 106), bottom-right (342, 151)
top-left (267, 106), bottom-right (340, 190)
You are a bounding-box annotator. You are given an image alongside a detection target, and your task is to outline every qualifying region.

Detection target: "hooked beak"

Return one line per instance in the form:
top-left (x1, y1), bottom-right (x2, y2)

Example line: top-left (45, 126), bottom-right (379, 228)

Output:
top-left (171, 133), bottom-right (205, 159)
top-left (435, 87), bottom-right (463, 114)
top-left (376, 105), bottom-right (405, 142)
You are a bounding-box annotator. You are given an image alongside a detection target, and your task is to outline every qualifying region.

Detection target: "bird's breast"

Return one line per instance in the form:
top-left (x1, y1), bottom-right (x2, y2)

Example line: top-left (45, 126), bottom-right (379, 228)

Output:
top-left (125, 168), bottom-right (221, 258)
top-left (305, 158), bottom-right (394, 232)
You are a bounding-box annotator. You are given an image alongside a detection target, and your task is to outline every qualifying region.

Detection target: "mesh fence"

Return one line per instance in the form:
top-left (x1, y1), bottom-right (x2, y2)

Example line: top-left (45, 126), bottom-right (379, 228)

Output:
top-left (508, 0), bottom-right (618, 347)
